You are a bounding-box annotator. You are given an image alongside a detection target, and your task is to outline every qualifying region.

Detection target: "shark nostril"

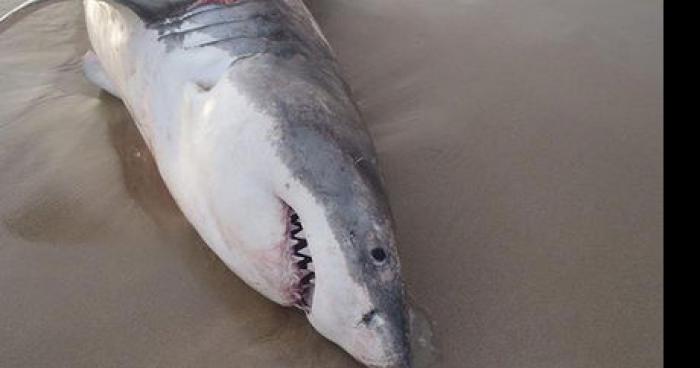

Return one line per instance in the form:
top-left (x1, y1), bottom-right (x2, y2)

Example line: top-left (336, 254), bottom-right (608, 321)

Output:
top-left (361, 309), bottom-right (378, 325)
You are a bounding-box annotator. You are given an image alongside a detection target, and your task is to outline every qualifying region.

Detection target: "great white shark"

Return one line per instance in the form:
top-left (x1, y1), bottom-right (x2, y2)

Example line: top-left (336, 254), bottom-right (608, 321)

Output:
top-left (1, 1), bottom-right (411, 366)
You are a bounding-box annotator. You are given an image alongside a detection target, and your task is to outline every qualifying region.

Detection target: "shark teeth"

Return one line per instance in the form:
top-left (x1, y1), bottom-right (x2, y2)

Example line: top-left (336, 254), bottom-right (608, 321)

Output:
top-left (289, 208), bottom-right (315, 312)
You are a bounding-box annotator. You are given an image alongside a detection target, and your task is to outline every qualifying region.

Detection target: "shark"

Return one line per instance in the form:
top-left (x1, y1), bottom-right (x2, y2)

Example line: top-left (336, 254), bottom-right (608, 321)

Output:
top-left (1, 1), bottom-right (412, 366)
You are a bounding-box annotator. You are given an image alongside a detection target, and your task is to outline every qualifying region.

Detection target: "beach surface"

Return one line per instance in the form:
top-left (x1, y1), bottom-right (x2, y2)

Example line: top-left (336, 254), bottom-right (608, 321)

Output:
top-left (0, 1), bottom-right (662, 367)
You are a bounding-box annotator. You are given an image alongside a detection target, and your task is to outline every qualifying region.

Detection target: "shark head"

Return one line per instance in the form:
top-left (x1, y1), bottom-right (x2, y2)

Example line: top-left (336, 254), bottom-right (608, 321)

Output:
top-left (278, 170), bottom-right (412, 368)
top-left (273, 114), bottom-right (412, 368)
top-left (268, 62), bottom-right (411, 366)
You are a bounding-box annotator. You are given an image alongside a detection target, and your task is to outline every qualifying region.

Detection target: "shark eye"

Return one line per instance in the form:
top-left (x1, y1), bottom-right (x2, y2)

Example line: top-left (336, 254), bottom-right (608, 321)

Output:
top-left (371, 248), bottom-right (387, 263)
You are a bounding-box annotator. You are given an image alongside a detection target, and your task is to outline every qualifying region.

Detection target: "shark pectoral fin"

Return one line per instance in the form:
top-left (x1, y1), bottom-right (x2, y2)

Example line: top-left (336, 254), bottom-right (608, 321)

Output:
top-left (82, 51), bottom-right (121, 99)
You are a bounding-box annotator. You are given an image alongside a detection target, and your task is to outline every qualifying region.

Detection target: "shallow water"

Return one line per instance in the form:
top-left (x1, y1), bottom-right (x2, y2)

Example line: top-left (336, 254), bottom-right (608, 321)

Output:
top-left (0, 1), bottom-right (662, 367)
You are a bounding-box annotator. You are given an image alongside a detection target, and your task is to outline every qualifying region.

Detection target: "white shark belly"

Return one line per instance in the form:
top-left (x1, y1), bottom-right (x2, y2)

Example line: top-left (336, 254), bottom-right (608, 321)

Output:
top-left (84, 0), bottom-right (293, 303)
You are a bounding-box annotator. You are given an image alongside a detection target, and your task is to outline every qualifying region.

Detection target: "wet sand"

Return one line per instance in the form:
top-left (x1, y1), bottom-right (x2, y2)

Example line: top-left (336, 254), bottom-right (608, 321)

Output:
top-left (0, 1), bottom-right (662, 367)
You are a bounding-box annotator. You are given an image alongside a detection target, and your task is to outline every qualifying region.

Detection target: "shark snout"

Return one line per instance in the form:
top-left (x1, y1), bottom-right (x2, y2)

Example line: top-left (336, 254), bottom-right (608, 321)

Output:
top-left (376, 310), bottom-right (412, 368)
top-left (370, 356), bottom-right (411, 368)
top-left (370, 343), bottom-right (412, 368)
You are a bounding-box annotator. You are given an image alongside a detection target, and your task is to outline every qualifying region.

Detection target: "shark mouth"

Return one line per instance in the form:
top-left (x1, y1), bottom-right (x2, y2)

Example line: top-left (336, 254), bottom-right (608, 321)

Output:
top-left (288, 208), bottom-right (315, 312)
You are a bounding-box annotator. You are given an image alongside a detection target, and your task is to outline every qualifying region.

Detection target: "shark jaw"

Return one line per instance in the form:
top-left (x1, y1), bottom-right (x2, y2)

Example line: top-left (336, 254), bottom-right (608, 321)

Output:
top-left (286, 205), bottom-right (316, 312)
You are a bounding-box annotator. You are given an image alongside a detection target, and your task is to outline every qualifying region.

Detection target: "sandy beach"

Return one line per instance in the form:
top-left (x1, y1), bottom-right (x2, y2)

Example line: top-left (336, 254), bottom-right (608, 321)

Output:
top-left (0, 1), bottom-right (662, 367)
